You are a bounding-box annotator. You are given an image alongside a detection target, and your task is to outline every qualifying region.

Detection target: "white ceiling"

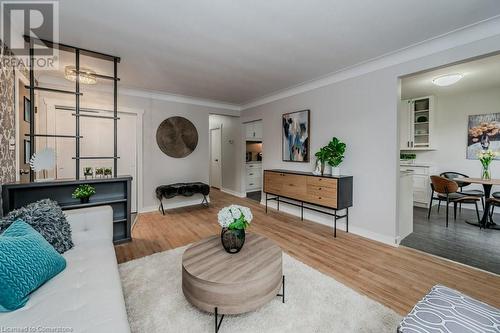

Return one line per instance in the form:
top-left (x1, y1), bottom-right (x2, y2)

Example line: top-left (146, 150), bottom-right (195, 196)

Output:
top-left (36, 0), bottom-right (500, 104)
top-left (401, 53), bottom-right (500, 99)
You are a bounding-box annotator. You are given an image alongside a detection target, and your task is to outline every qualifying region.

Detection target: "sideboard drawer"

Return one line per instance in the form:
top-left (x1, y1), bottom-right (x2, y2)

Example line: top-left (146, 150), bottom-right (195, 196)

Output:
top-left (306, 176), bottom-right (337, 189)
top-left (306, 185), bottom-right (337, 198)
top-left (264, 172), bottom-right (283, 194)
top-left (305, 194), bottom-right (337, 208)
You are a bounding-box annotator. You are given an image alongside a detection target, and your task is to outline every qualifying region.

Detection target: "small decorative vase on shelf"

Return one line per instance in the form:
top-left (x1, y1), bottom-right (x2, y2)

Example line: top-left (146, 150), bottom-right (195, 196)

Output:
top-left (220, 228), bottom-right (245, 254)
top-left (217, 205), bottom-right (253, 254)
top-left (80, 197), bottom-right (90, 204)
top-left (331, 166), bottom-right (340, 176)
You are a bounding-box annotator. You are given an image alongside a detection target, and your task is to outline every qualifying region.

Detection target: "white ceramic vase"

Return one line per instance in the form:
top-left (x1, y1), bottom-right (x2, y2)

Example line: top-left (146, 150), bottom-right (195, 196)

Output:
top-left (331, 166), bottom-right (341, 176)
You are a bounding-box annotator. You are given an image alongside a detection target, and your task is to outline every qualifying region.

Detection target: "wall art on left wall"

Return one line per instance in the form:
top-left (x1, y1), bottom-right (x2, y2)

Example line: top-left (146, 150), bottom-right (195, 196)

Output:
top-left (282, 109), bottom-right (310, 162)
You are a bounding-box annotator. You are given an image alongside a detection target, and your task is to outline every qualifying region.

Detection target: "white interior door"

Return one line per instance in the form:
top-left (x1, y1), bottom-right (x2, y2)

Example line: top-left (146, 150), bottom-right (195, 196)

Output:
top-left (51, 107), bottom-right (138, 212)
top-left (210, 128), bottom-right (222, 189)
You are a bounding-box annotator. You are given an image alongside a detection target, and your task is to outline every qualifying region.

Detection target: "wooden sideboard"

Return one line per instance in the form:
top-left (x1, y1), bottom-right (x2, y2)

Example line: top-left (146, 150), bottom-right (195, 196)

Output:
top-left (263, 169), bottom-right (353, 237)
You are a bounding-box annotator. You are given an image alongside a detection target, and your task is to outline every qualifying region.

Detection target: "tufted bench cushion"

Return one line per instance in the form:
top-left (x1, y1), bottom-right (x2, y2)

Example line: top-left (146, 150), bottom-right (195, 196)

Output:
top-left (398, 285), bottom-right (500, 333)
top-left (0, 206), bottom-right (130, 333)
top-left (156, 182), bottom-right (210, 214)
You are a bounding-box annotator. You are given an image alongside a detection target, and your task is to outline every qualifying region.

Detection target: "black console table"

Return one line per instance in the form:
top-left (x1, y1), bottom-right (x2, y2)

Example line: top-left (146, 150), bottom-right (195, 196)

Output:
top-left (156, 182), bottom-right (210, 215)
top-left (263, 169), bottom-right (353, 237)
top-left (1, 176), bottom-right (132, 244)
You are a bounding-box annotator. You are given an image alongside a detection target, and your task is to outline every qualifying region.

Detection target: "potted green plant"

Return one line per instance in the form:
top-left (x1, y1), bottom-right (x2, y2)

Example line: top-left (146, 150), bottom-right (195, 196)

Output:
top-left (72, 184), bottom-right (96, 204)
top-left (314, 137), bottom-right (346, 176)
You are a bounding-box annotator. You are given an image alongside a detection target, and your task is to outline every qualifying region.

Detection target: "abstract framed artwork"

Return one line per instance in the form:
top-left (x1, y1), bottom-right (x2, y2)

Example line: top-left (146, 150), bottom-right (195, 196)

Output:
top-left (282, 109), bottom-right (310, 162)
top-left (467, 112), bottom-right (500, 160)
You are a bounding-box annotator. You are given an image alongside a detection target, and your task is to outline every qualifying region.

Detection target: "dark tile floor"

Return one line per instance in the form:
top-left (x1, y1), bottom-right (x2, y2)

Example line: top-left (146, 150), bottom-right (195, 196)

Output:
top-left (401, 206), bottom-right (500, 275)
top-left (246, 191), bottom-right (262, 203)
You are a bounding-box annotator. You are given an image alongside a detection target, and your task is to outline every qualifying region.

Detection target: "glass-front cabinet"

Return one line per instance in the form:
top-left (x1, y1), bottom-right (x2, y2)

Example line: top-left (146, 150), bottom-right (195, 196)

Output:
top-left (400, 96), bottom-right (435, 150)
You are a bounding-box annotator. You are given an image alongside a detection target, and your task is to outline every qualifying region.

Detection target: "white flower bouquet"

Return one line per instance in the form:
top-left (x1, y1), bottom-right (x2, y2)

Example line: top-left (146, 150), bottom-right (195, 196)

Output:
top-left (217, 205), bottom-right (253, 230)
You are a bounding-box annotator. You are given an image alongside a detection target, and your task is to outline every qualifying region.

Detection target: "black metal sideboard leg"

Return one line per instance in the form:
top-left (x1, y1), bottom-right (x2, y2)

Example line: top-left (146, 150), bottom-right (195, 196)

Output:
top-left (276, 275), bottom-right (286, 303)
top-left (277, 196), bottom-right (280, 211)
top-left (301, 202), bottom-right (304, 221)
top-left (346, 207), bottom-right (349, 233)
top-left (265, 193), bottom-right (268, 213)
top-left (215, 307), bottom-right (224, 333)
top-left (334, 213), bottom-right (337, 238)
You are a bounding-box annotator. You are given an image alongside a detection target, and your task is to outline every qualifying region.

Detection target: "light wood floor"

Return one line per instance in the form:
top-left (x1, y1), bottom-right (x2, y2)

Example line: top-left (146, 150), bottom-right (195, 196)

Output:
top-left (115, 189), bottom-right (500, 315)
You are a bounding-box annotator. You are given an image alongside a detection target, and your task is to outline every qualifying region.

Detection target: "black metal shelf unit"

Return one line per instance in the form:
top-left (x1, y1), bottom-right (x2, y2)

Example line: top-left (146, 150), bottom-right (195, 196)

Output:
top-left (24, 36), bottom-right (121, 181)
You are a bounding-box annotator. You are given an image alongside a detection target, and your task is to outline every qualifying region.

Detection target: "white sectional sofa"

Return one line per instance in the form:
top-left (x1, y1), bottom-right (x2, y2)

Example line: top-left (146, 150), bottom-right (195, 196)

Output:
top-left (0, 206), bottom-right (130, 333)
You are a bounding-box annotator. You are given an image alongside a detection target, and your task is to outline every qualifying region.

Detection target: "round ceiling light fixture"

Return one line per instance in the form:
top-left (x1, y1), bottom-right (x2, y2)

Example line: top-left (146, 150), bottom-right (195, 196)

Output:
top-left (432, 73), bottom-right (463, 87)
top-left (64, 66), bottom-right (97, 85)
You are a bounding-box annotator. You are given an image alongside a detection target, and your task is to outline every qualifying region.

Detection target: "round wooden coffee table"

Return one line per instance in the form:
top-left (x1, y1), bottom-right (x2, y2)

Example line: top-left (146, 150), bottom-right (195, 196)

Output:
top-left (182, 233), bottom-right (284, 332)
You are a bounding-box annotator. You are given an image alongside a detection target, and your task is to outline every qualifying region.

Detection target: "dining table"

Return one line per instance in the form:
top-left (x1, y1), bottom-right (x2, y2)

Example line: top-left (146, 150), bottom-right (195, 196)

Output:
top-left (455, 177), bottom-right (500, 230)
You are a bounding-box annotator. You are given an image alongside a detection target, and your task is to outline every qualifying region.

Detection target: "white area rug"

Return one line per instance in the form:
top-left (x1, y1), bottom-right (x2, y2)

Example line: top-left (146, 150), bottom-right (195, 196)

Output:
top-left (119, 246), bottom-right (402, 333)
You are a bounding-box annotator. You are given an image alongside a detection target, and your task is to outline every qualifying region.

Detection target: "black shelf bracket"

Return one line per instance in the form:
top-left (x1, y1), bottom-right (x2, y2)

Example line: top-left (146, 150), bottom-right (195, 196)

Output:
top-left (72, 156), bottom-right (120, 160)
top-left (24, 134), bottom-right (83, 138)
top-left (24, 86), bottom-right (83, 95)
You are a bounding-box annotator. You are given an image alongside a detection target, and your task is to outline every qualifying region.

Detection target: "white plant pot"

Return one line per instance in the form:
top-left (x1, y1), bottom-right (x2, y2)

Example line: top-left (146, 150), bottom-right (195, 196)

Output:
top-left (324, 165), bottom-right (332, 175)
top-left (331, 166), bottom-right (341, 176)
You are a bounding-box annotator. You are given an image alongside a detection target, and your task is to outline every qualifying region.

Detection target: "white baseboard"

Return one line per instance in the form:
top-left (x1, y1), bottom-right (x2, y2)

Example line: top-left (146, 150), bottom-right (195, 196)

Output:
top-left (260, 200), bottom-right (397, 247)
top-left (139, 195), bottom-right (211, 213)
top-left (221, 188), bottom-right (246, 198)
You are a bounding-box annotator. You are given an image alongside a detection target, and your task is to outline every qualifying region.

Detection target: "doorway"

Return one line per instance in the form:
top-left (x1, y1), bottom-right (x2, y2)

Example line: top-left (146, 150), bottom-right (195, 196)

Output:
top-left (210, 127), bottom-right (222, 189)
top-left (397, 53), bottom-right (500, 274)
top-left (38, 101), bottom-right (141, 213)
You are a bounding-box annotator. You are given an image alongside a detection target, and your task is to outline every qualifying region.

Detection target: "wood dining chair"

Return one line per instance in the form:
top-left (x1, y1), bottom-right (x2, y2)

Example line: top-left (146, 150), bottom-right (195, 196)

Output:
top-left (428, 175), bottom-right (481, 227)
top-left (440, 172), bottom-right (485, 211)
top-left (489, 192), bottom-right (500, 220)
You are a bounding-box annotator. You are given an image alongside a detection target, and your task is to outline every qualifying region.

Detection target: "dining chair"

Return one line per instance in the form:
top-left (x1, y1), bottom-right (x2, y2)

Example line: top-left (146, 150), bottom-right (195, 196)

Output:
top-left (428, 175), bottom-right (481, 227)
top-left (440, 172), bottom-right (485, 211)
top-left (489, 191), bottom-right (500, 220)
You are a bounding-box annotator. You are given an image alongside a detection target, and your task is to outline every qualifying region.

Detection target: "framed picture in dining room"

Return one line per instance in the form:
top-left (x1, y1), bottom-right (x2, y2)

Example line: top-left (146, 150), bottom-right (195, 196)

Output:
top-left (282, 109), bottom-right (310, 162)
top-left (467, 112), bottom-right (500, 160)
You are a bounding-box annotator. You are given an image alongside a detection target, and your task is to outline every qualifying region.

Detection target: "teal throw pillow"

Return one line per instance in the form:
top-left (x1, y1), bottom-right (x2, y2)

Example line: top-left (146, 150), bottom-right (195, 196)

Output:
top-left (0, 220), bottom-right (66, 312)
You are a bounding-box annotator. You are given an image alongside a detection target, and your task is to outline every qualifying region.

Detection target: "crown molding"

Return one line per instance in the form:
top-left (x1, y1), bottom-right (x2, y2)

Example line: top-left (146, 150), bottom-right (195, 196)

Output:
top-left (37, 75), bottom-right (242, 112)
top-left (119, 87), bottom-right (241, 111)
top-left (241, 15), bottom-right (500, 110)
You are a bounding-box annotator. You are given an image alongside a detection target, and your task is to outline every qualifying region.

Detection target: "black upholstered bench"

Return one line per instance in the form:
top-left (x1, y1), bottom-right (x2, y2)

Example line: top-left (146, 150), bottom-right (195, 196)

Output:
top-left (155, 182), bottom-right (210, 215)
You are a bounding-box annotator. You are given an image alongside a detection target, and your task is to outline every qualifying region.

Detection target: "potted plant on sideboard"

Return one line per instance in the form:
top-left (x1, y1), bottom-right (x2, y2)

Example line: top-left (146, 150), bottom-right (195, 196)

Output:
top-left (72, 184), bottom-right (96, 204)
top-left (315, 137), bottom-right (346, 176)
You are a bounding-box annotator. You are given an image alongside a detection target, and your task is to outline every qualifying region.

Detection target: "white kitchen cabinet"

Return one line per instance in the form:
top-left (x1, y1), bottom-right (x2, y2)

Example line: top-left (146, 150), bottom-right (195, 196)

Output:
top-left (400, 164), bottom-right (435, 208)
top-left (400, 96), bottom-right (435, 151)
top-left (245, 162), bottom-right (262, 191)
top-left (245, 120), bottom-right (262, 141)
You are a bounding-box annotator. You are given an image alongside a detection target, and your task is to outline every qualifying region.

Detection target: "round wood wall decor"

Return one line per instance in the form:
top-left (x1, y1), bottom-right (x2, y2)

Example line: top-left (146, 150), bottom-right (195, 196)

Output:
top-left (156, 116), bottom-right (198, 158)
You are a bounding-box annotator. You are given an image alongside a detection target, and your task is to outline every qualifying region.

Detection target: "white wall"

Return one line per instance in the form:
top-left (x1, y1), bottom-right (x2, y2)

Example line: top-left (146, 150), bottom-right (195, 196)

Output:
top-left (209, 114), bottom-right (243, 196)
top-left (35, 84), bottom-right (240, 212)
top-left (411, 87), bottom-right (500, 184)
top-left (241, 34), bottom-right (500, 245)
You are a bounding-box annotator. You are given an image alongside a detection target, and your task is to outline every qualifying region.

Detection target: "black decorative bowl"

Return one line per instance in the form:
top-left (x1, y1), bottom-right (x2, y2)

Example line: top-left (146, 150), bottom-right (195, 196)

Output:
top-left (220, 228), bottom-right (245, 254)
